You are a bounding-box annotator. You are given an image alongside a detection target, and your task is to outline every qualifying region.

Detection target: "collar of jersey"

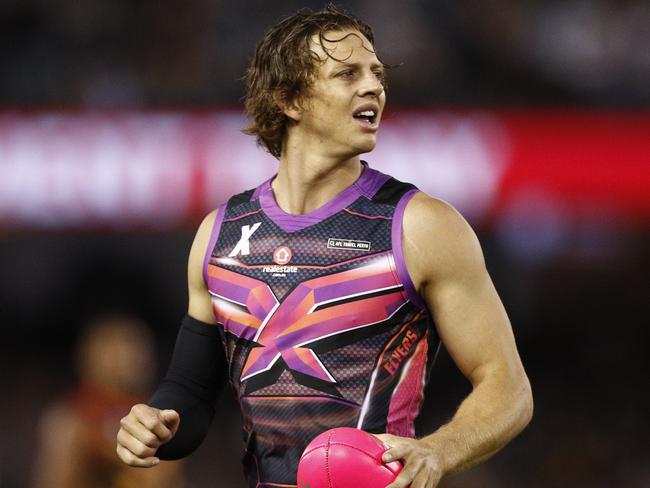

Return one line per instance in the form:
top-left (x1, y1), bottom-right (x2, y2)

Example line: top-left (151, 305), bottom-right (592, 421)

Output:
top-left (257, 161), bottom-right (385, 233)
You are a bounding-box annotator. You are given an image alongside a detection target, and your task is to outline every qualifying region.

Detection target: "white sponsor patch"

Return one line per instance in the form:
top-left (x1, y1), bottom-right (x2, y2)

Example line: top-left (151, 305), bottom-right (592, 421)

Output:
top-left (327, 238), bottom-right (371, 251)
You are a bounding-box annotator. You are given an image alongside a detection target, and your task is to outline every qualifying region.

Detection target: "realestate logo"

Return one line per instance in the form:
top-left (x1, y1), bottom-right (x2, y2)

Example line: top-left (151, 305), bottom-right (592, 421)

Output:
top-left (265, 246), bottom-right (297, 275)
top-left (229, 222), bottom-right (261, 257)
top-left (327, 238), bottom-right (371, 251)
top-left (273, 246), bottom-right (292, 265)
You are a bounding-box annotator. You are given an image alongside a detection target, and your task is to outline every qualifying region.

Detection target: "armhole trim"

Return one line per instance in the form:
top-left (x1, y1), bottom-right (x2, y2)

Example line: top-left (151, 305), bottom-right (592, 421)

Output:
top-left (202, 204), bottom-right (227, 286)
top-left (391, 189), bottom-right (426, 310)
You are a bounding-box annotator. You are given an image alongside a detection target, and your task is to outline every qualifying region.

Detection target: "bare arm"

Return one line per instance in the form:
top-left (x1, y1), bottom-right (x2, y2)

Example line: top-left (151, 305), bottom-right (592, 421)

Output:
top-left (187, 210), bottom-right (218, 323)
top-left (377, 193), bottom-right (533, 487)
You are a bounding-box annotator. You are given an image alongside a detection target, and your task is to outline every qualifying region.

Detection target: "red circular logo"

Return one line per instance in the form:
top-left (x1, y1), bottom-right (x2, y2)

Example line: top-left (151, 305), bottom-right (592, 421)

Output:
top-left (273, 246), bottom-right (292, 265)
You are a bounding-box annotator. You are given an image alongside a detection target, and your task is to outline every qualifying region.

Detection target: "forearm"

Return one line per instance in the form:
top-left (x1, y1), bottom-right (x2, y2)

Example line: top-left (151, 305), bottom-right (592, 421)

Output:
top-left (421, 369), bottom-right (533, 475)
top-left (149, 379), bottom-right (217, 459)
top-left (149, 315), bottom-right (228, 459)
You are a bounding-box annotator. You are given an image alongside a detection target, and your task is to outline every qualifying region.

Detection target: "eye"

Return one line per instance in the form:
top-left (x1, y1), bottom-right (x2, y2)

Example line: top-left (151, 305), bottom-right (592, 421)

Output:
top-left (337, 69), bottom-right (355, 79)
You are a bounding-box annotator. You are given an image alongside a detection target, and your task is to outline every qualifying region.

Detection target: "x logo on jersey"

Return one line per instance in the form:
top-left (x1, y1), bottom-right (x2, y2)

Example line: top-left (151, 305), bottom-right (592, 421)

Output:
top-left (207, 253), bottom-right (406, 391)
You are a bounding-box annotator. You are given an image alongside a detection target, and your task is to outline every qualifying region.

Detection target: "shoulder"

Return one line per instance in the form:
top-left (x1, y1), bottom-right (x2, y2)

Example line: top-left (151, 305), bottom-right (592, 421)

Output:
top-left (403, 192), bottom-right (475, 240)
top-left (195, 209), bottom-right (219, 242)
top-left (187, 210), bottom-right (221, 323)
top-left (189, 183), bottom-right (260, 264)
top-left (188, 209), bottom-right (219, 268)
top-left (402, 192), bottom-right (485, 290)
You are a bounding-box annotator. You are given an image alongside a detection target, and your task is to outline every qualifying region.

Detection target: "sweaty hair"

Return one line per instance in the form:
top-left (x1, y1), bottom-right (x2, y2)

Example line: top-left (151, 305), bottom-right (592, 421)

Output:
top-left (243, 4), bottom-right (377, 158)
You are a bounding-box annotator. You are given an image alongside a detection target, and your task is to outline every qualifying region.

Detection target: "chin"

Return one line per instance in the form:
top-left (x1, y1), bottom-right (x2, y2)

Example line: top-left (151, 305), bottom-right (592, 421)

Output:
top-left (354, 136), bottom-right (378, 154)
top-left (344, 146), bottom-right (374, 159)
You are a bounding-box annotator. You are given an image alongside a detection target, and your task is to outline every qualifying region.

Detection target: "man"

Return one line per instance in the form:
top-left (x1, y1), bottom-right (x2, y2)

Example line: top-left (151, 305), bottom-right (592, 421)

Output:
top-left (116, 6), bottom-right (533, 488)
top-left (33, 313), bottom-right (185, 488)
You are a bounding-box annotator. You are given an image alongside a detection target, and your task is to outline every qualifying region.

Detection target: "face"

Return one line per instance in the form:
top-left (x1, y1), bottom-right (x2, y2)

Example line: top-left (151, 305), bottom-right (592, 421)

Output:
top-left (290, 28), bottom-right (386, 159)
top-left (80, 318), bottom-right (155, 394)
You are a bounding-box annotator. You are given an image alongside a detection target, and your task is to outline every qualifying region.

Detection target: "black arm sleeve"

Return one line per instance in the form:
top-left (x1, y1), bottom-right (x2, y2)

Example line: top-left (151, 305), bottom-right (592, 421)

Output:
top-left (149, 315), bottom-right (228, 460)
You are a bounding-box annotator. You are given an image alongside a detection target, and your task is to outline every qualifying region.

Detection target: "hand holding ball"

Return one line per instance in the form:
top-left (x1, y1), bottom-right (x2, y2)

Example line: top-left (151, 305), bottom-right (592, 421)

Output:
top-left (297, 427), bottom-right (404, 488)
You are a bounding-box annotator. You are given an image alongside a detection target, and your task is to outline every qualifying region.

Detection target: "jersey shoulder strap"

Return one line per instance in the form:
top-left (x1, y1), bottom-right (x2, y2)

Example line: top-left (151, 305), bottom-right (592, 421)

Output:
top-left (375, 176), bottom-right (425, 309)
top-left (371, 177), bottom-right (417, 206)
top-left (227, 188), bottom-right (256, 208)
top-left (202, 188), bottom-right (255, 284)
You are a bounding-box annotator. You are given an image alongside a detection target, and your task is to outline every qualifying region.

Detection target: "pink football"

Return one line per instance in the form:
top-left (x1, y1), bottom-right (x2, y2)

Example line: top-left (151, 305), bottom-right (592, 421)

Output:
top-left (297, 427), bottom-right (403, 488)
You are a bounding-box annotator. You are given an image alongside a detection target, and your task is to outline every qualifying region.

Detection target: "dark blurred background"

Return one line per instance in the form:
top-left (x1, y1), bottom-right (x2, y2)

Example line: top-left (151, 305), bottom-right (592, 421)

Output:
top-left (2, 0), bottom-right (650, 107)
top-left (1, 1), bottom-right (649, 487)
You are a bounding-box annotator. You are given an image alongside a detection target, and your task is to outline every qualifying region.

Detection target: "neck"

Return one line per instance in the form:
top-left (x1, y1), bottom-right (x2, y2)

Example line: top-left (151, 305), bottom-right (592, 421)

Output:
top-left (273, 147), bottom-right (363, 215)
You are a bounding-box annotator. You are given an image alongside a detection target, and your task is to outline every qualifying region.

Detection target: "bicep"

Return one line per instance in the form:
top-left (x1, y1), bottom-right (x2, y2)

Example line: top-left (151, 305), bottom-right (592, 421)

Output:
top-left (404, 195), bottom-right (524, 385)
top-left (425, 262), bottom-right (521, 385)
top-left (187, 210), bottom-right (218, 324)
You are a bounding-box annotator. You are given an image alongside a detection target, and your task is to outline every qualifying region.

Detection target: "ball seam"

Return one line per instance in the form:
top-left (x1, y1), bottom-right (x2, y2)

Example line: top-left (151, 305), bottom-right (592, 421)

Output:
top-left (324, 441), bottom-right (397, 476)
top-left (326, 430), bottom-right (333, 488)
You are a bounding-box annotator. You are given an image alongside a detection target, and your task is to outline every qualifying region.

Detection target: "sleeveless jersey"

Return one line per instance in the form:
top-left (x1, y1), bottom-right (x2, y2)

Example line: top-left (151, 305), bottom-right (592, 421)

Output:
top-left (202, 163), bottom-right (440, 487)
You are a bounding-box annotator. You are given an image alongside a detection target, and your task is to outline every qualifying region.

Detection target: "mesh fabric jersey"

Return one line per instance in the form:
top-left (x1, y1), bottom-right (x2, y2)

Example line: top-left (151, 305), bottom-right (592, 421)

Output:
top-left (202, 163), bottom-right (440, 487)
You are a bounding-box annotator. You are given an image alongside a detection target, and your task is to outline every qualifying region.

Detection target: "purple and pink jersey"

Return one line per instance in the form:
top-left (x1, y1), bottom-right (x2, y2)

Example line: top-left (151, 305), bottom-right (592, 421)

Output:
top-left (202, 163), bottom-right (440, 487)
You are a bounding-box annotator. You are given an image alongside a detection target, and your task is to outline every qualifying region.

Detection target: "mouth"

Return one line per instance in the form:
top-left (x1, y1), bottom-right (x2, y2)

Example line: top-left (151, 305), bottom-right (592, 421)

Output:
top-left (352, 104), bottom-right (380, 129)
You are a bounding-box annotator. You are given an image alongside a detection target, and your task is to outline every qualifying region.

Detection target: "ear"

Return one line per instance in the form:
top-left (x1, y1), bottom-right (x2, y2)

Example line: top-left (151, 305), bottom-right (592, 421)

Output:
top-left (274, 89), bottom-right (302, 122)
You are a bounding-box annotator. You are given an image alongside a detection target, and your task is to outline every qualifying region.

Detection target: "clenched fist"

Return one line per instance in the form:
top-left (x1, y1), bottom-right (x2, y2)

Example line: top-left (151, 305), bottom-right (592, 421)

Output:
top-left (116, 404), bottom-right (180, 467)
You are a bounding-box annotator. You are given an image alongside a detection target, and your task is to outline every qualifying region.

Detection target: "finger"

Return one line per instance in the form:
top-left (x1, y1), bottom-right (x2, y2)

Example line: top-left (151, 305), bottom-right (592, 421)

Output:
top-left (116, 443), bottom-right (160, 468)
top-left (427, 476), bottom-right (440, 488)
top-left (117, 428), bottom-right (159, 460)
top-left (426, 468), bottom-right (443, 488)
top-left (386, 470), bottom-right (414, 488)
top-left (373, 434), bottom-right (392, 454)
top-left (386, 460), bottom-right (419, 488)
top-left (119, 416), bottom-right (162, 448)
top-left (374, 433), bottom-right (395, 445)
top-left (382, 442), bottom-right (410, 463)
top-left (410, 469), bottom-right (430, 488)
top-left (131, 406), bottom-right (173, 441)
top-left (160, 409), bottom-right (180, 436)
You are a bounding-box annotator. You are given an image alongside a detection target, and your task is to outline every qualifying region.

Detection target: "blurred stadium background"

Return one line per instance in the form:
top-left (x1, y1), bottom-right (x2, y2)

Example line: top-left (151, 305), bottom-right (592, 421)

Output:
top-left (1, 1), bottom-right (648, 487)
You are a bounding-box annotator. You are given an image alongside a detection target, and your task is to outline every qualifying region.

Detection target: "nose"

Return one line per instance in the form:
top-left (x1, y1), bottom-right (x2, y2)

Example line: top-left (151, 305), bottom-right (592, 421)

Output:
top-left (358, 70), bottom-right (384, 98)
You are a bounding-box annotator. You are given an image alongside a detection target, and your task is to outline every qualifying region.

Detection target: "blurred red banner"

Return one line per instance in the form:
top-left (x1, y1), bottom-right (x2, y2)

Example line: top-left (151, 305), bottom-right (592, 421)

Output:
top-left (0, 110), bottom-right (647, 230)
